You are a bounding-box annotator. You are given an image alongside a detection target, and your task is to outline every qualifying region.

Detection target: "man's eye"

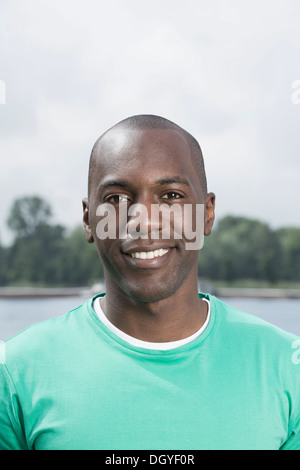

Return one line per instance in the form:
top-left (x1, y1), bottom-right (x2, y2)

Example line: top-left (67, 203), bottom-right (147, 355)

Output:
top-left (161, 192), bottom-right (182, 200)
top-left (105, 195), bottom-right (130, 204)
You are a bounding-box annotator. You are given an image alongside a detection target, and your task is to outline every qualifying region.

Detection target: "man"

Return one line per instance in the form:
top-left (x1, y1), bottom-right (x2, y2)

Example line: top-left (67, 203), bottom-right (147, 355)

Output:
top-left (0, 114), bottom-right (299, 450)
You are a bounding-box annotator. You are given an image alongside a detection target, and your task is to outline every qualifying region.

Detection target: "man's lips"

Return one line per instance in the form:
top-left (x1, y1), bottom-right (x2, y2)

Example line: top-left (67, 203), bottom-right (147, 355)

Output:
top-left (124, 247), bottom-right (170, 259)
top-left (121, 245), bottom-right (175, 266)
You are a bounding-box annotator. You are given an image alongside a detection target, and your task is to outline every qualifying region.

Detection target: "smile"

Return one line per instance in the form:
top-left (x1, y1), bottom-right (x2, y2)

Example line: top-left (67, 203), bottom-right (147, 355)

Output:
top-left (128, 248), bottom-right (170, 259)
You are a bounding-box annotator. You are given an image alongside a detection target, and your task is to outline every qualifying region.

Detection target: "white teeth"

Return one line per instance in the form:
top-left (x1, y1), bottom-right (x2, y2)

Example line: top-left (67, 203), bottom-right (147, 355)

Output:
top-left (129, 248), bottom-right (169, 259)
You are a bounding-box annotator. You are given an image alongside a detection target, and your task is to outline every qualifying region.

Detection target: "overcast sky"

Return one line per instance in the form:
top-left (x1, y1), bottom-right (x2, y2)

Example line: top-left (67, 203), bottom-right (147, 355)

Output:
top-left (1, 0), bottom-right (300, 245)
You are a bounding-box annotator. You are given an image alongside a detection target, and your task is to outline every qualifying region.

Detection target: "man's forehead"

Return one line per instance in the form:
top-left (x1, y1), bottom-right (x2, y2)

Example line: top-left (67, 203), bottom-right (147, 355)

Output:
top-left (94, 126), bottom-right (191, 160)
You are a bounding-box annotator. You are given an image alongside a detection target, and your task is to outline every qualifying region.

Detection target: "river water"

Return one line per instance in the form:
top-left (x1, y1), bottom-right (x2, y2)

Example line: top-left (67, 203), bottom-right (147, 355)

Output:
top-left (0, 295), bottom-right (299, 341)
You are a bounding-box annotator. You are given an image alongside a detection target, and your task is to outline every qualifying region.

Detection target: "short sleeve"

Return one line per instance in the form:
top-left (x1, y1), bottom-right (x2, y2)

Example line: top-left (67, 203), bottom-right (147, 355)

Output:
top-left (0, 361), bottom-right (27, 450)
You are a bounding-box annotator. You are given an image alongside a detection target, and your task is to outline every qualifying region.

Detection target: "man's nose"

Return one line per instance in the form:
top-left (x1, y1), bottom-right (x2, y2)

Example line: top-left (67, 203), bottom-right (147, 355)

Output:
top-left (126, 199), bottom-right (161, 239)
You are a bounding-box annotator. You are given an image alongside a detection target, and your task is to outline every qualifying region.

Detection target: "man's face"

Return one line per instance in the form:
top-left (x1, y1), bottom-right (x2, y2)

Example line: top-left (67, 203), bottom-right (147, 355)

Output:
top-left (84, 127), bottom-right (214, 302)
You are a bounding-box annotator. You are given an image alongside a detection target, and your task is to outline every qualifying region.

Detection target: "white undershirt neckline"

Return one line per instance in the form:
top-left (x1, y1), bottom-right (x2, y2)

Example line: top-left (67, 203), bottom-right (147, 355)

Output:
top-left (93, 296), bottom-right (211, 351)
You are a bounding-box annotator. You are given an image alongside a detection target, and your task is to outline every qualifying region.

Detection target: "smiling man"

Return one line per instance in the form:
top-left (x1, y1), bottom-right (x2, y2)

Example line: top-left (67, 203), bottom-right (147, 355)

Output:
top-left (0, 115), bottom-right (300, 450)
top-left (82, 116), bottom-right (215, 342)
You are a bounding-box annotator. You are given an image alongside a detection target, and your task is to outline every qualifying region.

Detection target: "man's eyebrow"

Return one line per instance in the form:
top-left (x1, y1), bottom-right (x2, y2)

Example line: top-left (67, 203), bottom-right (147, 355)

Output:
top-left (98, 176), bottom-right (190, 192)
top-left (154, 176), bottom-right (190, 186)
top-left (99, 179), bottom-right (129, 191)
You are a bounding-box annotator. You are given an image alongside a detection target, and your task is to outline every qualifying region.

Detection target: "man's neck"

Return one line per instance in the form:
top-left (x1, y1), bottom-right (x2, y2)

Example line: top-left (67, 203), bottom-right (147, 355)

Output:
top-left (100, 278), bottom-right (208, 343)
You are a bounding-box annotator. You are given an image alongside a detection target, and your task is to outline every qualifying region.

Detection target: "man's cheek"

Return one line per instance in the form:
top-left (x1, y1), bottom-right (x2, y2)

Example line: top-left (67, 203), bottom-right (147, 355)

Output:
top-left (183, 204), bottom-right (205, 251)
top-left (95, 203), bottom-right (117, 240)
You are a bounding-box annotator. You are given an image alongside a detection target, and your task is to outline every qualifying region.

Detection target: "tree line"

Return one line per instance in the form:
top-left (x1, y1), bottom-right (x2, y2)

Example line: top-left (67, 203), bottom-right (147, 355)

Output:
top-left (0, 196), bottom-right (299, 287)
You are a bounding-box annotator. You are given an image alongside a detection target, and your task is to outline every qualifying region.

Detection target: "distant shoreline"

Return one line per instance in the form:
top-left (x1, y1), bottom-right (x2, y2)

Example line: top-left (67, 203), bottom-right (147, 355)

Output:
top-left (213, 287), bottom-right (300, 299)
top-left (0, 285), bottom-right (103, 299)
top-left (0, 284), bottom-right (299, 299)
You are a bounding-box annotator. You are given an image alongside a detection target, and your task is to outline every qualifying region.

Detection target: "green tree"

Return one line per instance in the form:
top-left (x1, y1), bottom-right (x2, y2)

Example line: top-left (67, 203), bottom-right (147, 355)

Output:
top-left (6, 196), bottom-right (66, 286)
top-left (198, 215), bottom-right (281, 282)
top-left (0, 243), bottom-right (7, 285)
top-left (5, 195), bottom-right (105, 287)
top-left (275, 227), bottom-right (300, 281)
top-left (60, 226), bottom-right (104, 286)
top-left (7, 223), bottom-right (66, 286)
top-left (7, 196), bottom-right (52, 239)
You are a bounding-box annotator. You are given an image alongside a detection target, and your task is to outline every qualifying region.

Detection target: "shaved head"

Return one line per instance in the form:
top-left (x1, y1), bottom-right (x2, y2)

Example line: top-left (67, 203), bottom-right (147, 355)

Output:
top-left (88, 114), bottom-right (207, 197)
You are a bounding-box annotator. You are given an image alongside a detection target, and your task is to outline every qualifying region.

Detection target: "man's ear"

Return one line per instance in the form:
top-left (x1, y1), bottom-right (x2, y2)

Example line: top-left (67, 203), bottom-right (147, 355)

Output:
top-left (204, 192), bottom-right (216, 236)
top-left (82, 198), bottom-right (94, 243)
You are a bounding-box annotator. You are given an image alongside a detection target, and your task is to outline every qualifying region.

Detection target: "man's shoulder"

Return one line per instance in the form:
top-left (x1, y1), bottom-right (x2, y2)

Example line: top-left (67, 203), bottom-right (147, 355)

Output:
top-left (2, 298), bottom-right (91, 366)
top-left (210, 294), bottom-right (299, 345)
top-left (209, 294), bottom-right (300, 383)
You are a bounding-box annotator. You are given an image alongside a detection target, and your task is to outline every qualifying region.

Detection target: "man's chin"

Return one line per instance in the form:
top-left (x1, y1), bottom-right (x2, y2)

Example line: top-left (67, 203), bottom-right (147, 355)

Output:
top-left (121, 279), bottom-right (181, 304)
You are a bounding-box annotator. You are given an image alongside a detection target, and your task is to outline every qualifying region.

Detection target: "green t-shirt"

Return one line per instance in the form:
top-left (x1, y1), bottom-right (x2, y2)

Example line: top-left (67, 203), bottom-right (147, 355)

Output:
top-left (0, 293), bottom-right (299, 450)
